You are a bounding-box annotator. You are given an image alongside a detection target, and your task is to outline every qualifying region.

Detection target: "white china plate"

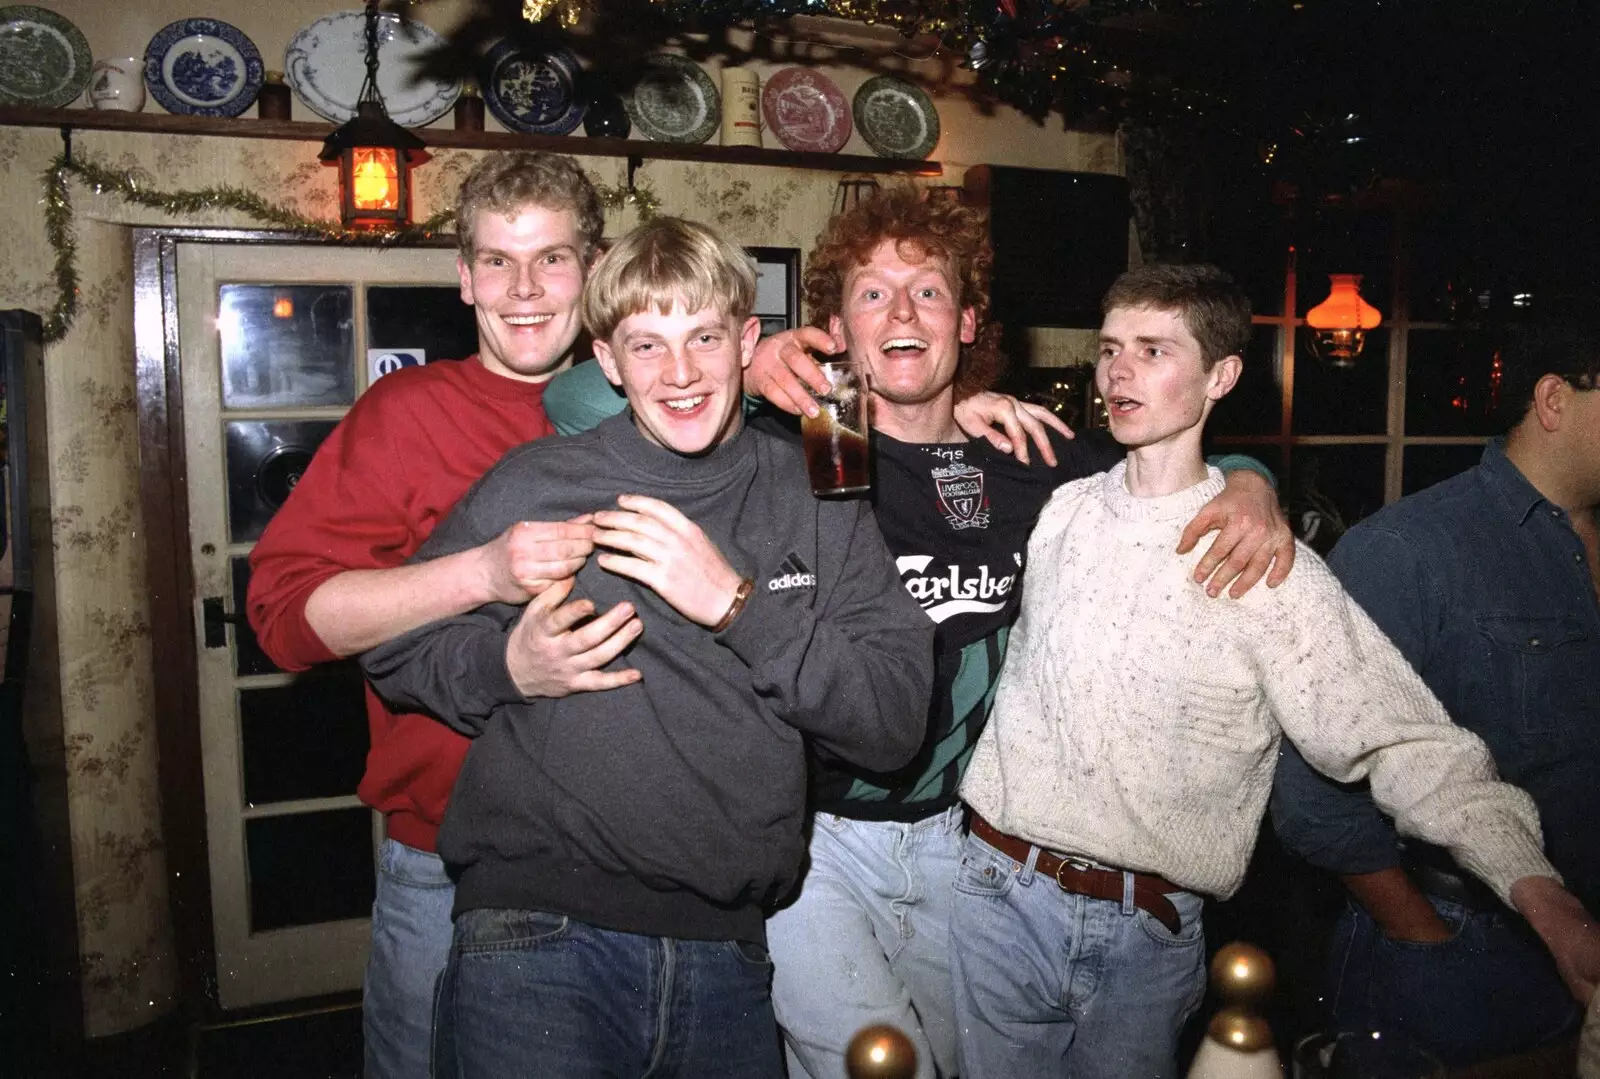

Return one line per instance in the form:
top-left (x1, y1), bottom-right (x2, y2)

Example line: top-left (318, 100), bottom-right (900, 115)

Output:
top-left (285, 10), bottom-right (459, 128)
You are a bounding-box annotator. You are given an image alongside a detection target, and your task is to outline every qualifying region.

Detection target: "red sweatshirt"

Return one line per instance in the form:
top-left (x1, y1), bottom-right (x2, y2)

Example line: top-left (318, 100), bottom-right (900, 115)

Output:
top-left (247, 356), bottom-right (556, 852)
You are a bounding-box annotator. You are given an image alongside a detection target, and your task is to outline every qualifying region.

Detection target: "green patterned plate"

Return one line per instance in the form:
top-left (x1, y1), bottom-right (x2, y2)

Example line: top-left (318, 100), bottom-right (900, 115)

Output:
top-left (626, 54), bottom-right (720, 145)
top-left (853, 75), bottom-right (940, 160)
top-left (0, 5), bottom-right (92, 107)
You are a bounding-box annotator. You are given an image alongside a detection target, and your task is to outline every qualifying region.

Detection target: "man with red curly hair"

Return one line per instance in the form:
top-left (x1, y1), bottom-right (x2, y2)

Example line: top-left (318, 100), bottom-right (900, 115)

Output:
top-left (544, 186), bottom-right (1293, 1079)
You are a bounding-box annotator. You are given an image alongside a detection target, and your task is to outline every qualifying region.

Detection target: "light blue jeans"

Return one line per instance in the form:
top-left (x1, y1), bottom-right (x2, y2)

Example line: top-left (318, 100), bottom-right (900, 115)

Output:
top-left (766, 806), bottom-right (965, 1079)
top-left (950, 832), bottom-right (1207, 1079)
top-left (364, 838), bottom-right (455, 1079)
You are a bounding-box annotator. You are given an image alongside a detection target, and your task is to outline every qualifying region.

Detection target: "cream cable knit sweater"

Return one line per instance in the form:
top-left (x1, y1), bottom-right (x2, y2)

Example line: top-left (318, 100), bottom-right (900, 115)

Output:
top-left (961, 462), bottom-right (1556, 902)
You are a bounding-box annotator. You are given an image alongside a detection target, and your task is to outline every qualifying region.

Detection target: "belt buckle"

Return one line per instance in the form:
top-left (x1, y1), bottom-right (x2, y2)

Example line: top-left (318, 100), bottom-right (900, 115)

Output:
top-left (1054, 854), bottom-right (1096, 888)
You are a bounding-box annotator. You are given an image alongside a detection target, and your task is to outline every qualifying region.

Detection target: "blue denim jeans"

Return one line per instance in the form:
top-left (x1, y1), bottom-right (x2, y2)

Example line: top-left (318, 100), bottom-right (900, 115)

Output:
top-left (950, 833), bottom-right (1207, 1079)
top-left (1326, 897), bottom-right (1581, 1067)
top-left (767, 807), bottom-right (964, 1079)
top-left (364, 838), bottom-right (455, 1079)
top-left (434, 908), bottom-right (785, 1079)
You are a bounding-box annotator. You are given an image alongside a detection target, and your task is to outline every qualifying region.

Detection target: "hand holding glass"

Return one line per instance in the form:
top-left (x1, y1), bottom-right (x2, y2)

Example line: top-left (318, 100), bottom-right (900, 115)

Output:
top-left (801, 361), bottom-right (871, 497)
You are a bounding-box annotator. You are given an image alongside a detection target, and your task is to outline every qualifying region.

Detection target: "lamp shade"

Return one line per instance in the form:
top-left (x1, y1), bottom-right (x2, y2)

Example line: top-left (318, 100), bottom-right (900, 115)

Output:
top-left (1306, 274), bottom-right (1382, 331)
top-left (1305, 274), bottom-right (1382, 367)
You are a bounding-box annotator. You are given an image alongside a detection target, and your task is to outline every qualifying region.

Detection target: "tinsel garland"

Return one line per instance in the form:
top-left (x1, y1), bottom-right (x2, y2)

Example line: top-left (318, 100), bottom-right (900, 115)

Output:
top-left (39, 153), bottom-right (659, 343)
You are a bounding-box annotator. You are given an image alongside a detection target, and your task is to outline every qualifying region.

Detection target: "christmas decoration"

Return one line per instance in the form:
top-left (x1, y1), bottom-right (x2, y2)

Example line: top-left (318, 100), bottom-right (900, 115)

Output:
top-left (522, 0), bottom-right (586, 26)
top-left (38, 152), bottom-right (658, 343)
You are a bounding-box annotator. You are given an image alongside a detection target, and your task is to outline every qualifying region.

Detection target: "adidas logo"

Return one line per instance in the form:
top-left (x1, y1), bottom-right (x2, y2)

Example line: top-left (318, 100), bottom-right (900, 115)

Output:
top-left (768, 552), bottom-right (817, 592)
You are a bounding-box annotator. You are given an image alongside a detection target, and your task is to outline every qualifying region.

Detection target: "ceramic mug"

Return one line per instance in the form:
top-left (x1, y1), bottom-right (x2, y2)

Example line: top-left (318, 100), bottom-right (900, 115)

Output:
top-left (89, 57), bottom-right (146, 112)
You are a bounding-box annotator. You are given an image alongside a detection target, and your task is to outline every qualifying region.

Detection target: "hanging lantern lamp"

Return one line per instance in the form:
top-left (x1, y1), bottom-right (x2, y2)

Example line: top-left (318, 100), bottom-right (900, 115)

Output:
top-left (320, 1), bottom-right (426, 229)
top-left (1305, 273), bottom-right (1382, 367)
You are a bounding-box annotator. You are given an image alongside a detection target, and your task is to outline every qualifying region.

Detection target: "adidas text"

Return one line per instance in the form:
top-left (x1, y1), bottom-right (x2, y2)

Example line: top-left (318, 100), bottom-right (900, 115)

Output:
top-left (767, 572), bottom-right (817, 592)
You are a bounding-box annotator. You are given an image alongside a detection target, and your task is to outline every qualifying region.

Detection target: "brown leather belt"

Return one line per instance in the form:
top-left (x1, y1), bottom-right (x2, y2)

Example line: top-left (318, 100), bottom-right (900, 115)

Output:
top-left (970, 815), bottom-right (1184, 935)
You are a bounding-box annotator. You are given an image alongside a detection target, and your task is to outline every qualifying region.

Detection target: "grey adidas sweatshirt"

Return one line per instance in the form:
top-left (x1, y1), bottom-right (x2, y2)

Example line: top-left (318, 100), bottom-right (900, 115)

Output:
top-left (361, 412), bottom-right (933, 943)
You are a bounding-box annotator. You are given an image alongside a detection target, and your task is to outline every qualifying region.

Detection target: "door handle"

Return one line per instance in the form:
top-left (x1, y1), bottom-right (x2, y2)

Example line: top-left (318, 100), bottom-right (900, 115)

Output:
top-left (201, 596), bottom-right (246, 649)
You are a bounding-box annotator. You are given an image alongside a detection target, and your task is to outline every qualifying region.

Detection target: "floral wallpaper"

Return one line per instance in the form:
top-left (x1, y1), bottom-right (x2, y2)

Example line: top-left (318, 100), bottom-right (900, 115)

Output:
top-left (0, 123), bottom-right (1113, 1038)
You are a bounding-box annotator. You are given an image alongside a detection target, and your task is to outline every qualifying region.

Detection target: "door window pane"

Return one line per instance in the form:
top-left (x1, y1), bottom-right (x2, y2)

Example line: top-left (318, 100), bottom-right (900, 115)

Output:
top-left (225, 420), bottom-right (337, 543)
top-left (1403, 444), bottom-right (1485, 496)
top-left (1405, 329), bottom-right (1506, 436)
top-left (366, 285), bottom-right (480, 361)
top-left (247, 809), bottom-right (374, 931)
top-left (1292, 329), bottom-right (1389, 436)
top-left (220, 285), bottom-right (354, 409)
top-left (232, 557), bottom-right (278, 677)
top-left (1287, 445), bottom-right (1386, 555)
top-left (1210, 325), bottom-right (1282, 437)
top-left (239, 662), bottom-right (368, 805)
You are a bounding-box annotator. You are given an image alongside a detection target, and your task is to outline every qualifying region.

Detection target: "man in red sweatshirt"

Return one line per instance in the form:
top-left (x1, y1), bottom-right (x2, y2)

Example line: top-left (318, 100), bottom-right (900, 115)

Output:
top-left (246, 151), bottom-right (641, 1079)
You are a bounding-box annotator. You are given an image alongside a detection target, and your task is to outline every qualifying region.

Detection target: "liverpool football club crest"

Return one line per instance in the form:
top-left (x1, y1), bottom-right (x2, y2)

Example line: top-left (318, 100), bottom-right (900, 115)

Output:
top-left (931, 460), bottom-right (989, 529)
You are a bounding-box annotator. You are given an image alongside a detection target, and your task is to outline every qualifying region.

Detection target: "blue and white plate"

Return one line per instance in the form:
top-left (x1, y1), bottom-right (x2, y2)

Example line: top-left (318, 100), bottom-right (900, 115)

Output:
top-left (482, 41), bottom-right (584, 136)
top-left (145, 18), bottom-right (263, 117)
top-left (286, 10), bottom-right (459, 129)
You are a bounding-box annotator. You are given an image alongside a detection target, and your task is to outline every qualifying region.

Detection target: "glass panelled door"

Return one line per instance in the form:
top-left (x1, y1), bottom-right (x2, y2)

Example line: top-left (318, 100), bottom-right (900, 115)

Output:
top-left (176, 243), bottom-right (475, 1009)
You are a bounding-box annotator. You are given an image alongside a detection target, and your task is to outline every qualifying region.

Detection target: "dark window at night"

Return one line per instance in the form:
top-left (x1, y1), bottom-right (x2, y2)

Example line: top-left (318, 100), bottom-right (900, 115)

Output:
top-left (1291, 329), bottom-right (1389, 436)
top-left (1209, 325), bottom-right (1282, 437)
top-left (366, 285), bottom-right (480, 361)
top-left (1288, 445), bottom-right (1386, 552)
top-left (239, 662), bottom-right (369, 806)
top-left (247, 809), bottom-right (375, 932)
top-left (1405, 329), bottom-right (1507, 437)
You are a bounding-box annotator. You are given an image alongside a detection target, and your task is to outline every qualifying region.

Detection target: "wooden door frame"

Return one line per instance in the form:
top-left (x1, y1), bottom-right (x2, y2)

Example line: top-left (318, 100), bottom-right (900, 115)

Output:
top-left (132, 228), bottom-right (456, 1017)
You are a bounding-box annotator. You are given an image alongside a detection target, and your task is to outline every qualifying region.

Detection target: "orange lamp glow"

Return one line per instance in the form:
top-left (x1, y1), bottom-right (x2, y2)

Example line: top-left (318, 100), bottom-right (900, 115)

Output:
top-left (318, 3), bottom-right (425, 229)
top-left (351, 148), bottom-right (400, 212)
top-left (1305, 274), bottom-right (1382, 366)
top-left (272, 295), bottom-right (294, 319)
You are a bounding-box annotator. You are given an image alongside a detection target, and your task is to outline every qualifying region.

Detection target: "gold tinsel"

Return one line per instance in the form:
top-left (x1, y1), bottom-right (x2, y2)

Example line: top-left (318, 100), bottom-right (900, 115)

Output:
top-left (41, 153), bottom-right (455, 343)
top-left (40, 153), bottom-right (661, 344)
top-left (595, 181), bottom-right (662, 221)
top-left (522, 0), bottom-right (585, 25)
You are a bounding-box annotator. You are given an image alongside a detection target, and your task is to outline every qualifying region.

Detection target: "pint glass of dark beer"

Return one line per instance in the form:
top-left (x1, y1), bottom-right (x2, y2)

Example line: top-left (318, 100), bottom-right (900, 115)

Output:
top-left (801, 361), bottom-right (871, 496)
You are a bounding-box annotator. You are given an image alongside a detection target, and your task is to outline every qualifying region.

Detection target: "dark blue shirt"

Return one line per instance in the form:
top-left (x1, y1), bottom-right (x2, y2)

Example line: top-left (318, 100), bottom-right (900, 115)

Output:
top-left (1270, 440), bottom-right (1600, 913)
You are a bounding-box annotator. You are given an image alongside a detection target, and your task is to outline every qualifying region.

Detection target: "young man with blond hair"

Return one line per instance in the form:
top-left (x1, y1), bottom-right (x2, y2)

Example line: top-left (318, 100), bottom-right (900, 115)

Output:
top-left (360, 216), bottom-right (933, 1078)
top-left (248, 151), bottom-right (637, 1079)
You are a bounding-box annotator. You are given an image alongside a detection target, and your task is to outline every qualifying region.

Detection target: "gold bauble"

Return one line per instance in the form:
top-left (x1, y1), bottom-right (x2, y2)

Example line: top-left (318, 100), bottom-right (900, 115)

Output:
top-left (1205, 1006), bottom-right (1276, 1054)
top-left (844, 1023), bottom-right (918, 1079)
top-left (1209, 941), bottom-right (1276, 1005)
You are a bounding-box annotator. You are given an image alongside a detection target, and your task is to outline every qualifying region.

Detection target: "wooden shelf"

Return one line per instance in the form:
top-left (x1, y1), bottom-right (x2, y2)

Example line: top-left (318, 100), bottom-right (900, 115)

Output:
top-left (0, 105), bottom-right (941, 176)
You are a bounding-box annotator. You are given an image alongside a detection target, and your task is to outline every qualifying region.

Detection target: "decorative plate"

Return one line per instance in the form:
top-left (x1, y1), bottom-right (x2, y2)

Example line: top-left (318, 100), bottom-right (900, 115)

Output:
top-left (0, 5), bottom-right (92, 108)
top-left (852, 75), bottom-right (940, 159)
top-left (626, 54), bottom-right (719, 144)
top-left (145, 18), bottom-right (263, 118)
top-left (285, 10), bottom-right (459, 128)
top-left (762, 67), bottom-right (852, 154)
top-left (482, 40), bottom-right (585, 136)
